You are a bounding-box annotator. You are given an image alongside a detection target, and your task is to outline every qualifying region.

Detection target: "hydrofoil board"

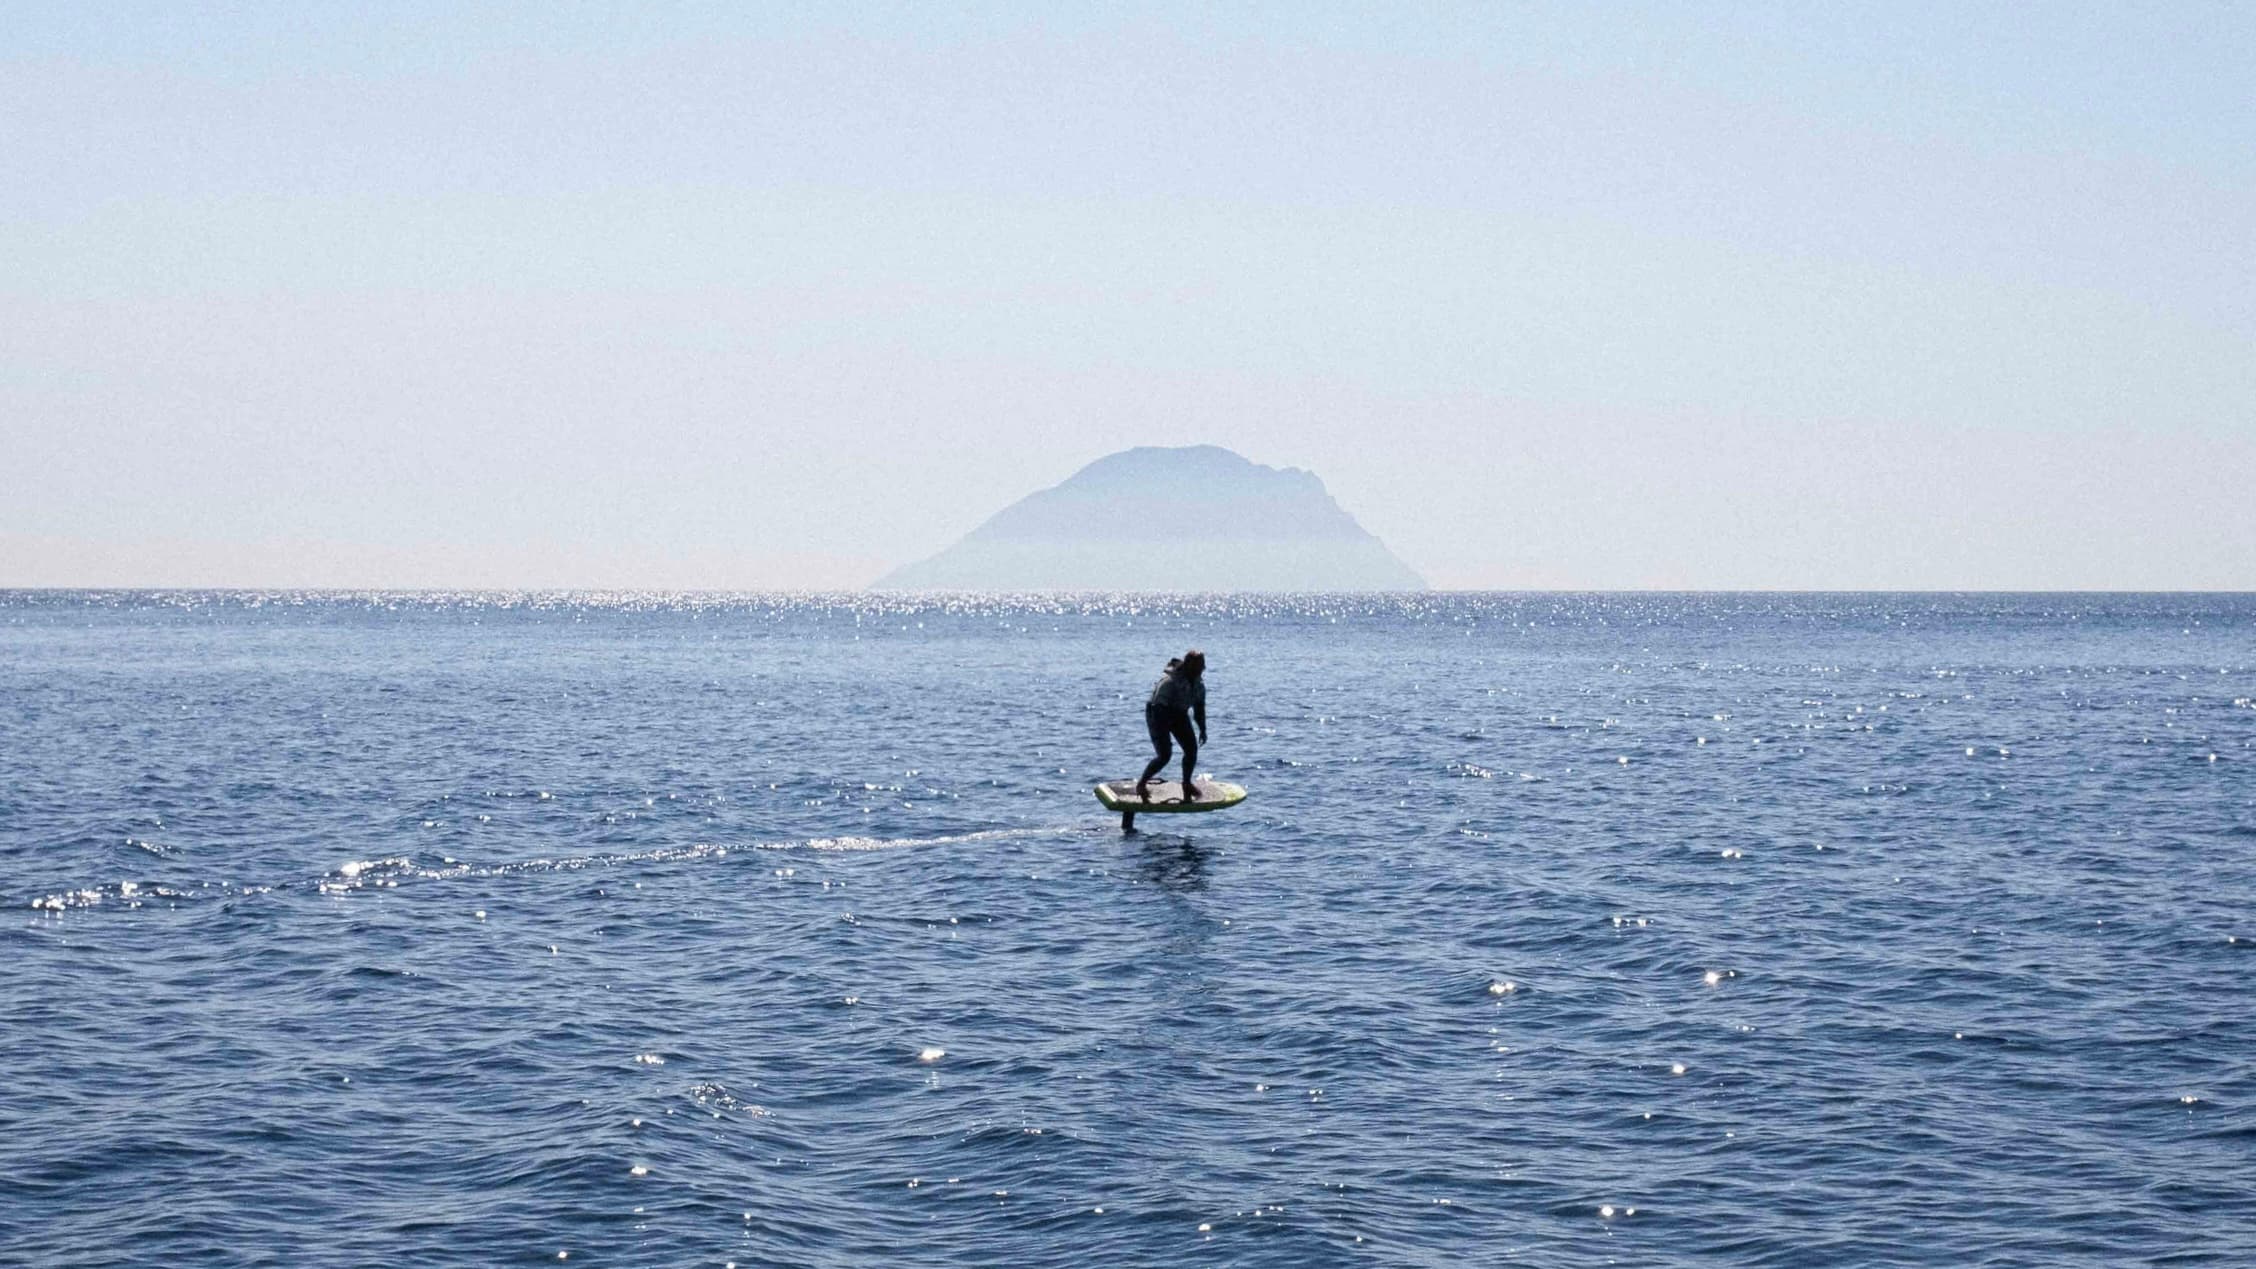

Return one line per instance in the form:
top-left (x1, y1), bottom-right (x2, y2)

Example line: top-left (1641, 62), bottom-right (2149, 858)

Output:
top-left (1095, 779), bottom-right (1246, 831)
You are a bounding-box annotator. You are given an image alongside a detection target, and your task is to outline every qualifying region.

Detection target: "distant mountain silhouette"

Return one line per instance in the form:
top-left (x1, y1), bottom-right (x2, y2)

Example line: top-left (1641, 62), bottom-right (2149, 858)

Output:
top-left (874, 445), bottom-right (1425, 591)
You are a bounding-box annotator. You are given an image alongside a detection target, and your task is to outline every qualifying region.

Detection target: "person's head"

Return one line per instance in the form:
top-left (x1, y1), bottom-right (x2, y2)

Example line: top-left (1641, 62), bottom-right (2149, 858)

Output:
top-left (1180, 649), bottom-right (1206, 677)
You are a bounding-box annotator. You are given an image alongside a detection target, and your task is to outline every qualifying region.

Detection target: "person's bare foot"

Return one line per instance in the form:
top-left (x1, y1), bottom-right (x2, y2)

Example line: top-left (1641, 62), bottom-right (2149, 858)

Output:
top-left (1176, 780), bottom-right (1200, 804)
top-left (1135, 781), bottom-right (1151, 802)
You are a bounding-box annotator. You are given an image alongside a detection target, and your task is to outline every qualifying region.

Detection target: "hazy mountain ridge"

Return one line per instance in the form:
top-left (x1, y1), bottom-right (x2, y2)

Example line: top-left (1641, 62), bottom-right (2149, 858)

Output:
top-left (875, 446), bottom-right (1426, 591)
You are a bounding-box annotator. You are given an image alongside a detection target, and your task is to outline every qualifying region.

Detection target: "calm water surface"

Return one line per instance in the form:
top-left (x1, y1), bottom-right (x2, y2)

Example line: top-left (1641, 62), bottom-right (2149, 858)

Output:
top-left (3, 592), bottom-right (2252, 1266)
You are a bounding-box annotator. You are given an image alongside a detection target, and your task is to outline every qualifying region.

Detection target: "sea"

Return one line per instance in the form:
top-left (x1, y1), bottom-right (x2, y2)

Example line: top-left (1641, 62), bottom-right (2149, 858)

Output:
top-left (3, 590), bottom-right (2251, 1267)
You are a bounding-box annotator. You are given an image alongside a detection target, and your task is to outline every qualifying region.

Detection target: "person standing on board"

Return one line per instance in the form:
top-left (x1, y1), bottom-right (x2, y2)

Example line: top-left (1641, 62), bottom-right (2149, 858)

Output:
top-left (1137, 650), bottom-right (1208, 802)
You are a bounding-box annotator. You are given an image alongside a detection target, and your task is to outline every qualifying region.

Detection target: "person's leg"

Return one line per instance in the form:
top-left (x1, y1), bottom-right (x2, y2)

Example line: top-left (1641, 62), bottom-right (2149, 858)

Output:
top-left (1137, 707), bottom-right (1172, 798)
top-left (1170, 711), bottom-right (1199, 798)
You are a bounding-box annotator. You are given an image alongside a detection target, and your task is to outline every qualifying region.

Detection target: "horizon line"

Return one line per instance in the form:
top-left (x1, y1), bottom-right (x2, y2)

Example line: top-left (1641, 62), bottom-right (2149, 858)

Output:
top-left (5, 585), bottom-right (2251, 598)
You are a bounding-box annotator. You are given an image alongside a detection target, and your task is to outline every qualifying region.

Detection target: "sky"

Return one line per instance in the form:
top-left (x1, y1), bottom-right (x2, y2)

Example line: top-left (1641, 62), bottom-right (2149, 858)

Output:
top-left (4, 2), bottom-right (2251, 589)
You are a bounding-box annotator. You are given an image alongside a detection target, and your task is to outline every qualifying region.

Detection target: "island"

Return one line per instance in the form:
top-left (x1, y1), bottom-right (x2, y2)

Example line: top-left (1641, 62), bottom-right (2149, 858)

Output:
top-left (873, 445), bottom-right (1426, 591)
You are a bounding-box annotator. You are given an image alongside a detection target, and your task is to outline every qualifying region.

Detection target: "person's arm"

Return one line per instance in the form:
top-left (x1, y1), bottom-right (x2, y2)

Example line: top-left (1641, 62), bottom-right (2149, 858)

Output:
top-left (1194, 685), bottom-right (1207, 742)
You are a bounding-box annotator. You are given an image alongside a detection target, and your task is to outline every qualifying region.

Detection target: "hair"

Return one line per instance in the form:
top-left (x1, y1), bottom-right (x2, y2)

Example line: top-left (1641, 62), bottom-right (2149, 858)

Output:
top-left (1180, 649), bottom-right (1206, 676)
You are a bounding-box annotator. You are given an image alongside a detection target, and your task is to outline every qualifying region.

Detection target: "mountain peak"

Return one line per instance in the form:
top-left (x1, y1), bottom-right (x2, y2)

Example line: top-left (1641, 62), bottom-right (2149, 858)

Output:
top-left (1077, 444), bottom-right (1263, 477)
top-left (874, 446), bottom-right (1424, 591)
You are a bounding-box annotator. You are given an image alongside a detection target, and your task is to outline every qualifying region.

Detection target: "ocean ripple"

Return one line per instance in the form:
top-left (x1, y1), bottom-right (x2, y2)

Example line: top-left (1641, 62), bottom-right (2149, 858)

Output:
top-left (3, 590), bottom-right (2252, 1266)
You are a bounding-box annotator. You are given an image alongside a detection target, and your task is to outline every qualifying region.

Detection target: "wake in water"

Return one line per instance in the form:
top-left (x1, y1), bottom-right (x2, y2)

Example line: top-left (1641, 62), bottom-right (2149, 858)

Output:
top-left (25, 826), bottom-right (1088, 912)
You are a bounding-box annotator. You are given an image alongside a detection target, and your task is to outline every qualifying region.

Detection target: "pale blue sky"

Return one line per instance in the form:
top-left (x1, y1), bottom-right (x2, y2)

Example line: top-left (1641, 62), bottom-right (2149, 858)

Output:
top-left (5, 2), bottom-right (2251, 587)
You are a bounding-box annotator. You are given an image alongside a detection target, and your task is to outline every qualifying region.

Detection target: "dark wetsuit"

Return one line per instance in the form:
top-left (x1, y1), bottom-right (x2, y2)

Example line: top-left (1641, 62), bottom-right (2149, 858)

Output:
top-left (1139, 668), bottom-right (1207, 788)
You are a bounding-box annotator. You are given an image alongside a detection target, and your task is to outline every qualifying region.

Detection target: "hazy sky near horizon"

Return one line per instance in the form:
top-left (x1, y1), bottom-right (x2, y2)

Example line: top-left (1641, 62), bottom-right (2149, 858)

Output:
top-left (5, 2), bottom-right (2252, 589)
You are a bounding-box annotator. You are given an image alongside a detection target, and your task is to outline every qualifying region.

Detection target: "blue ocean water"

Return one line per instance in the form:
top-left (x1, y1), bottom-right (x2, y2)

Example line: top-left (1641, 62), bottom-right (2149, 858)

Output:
top-left (3, 591), bottom-right (2252, 1267)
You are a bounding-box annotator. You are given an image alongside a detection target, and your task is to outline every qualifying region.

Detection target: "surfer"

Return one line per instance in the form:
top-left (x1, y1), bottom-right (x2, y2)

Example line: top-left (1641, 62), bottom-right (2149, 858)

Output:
top-left (1137, 650), bottom-right (1208, 803)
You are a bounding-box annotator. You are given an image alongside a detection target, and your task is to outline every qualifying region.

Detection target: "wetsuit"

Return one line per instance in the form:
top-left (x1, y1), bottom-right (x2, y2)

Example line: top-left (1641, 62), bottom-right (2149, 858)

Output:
top-left (1139, 667), bottom-right (1207, 790)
